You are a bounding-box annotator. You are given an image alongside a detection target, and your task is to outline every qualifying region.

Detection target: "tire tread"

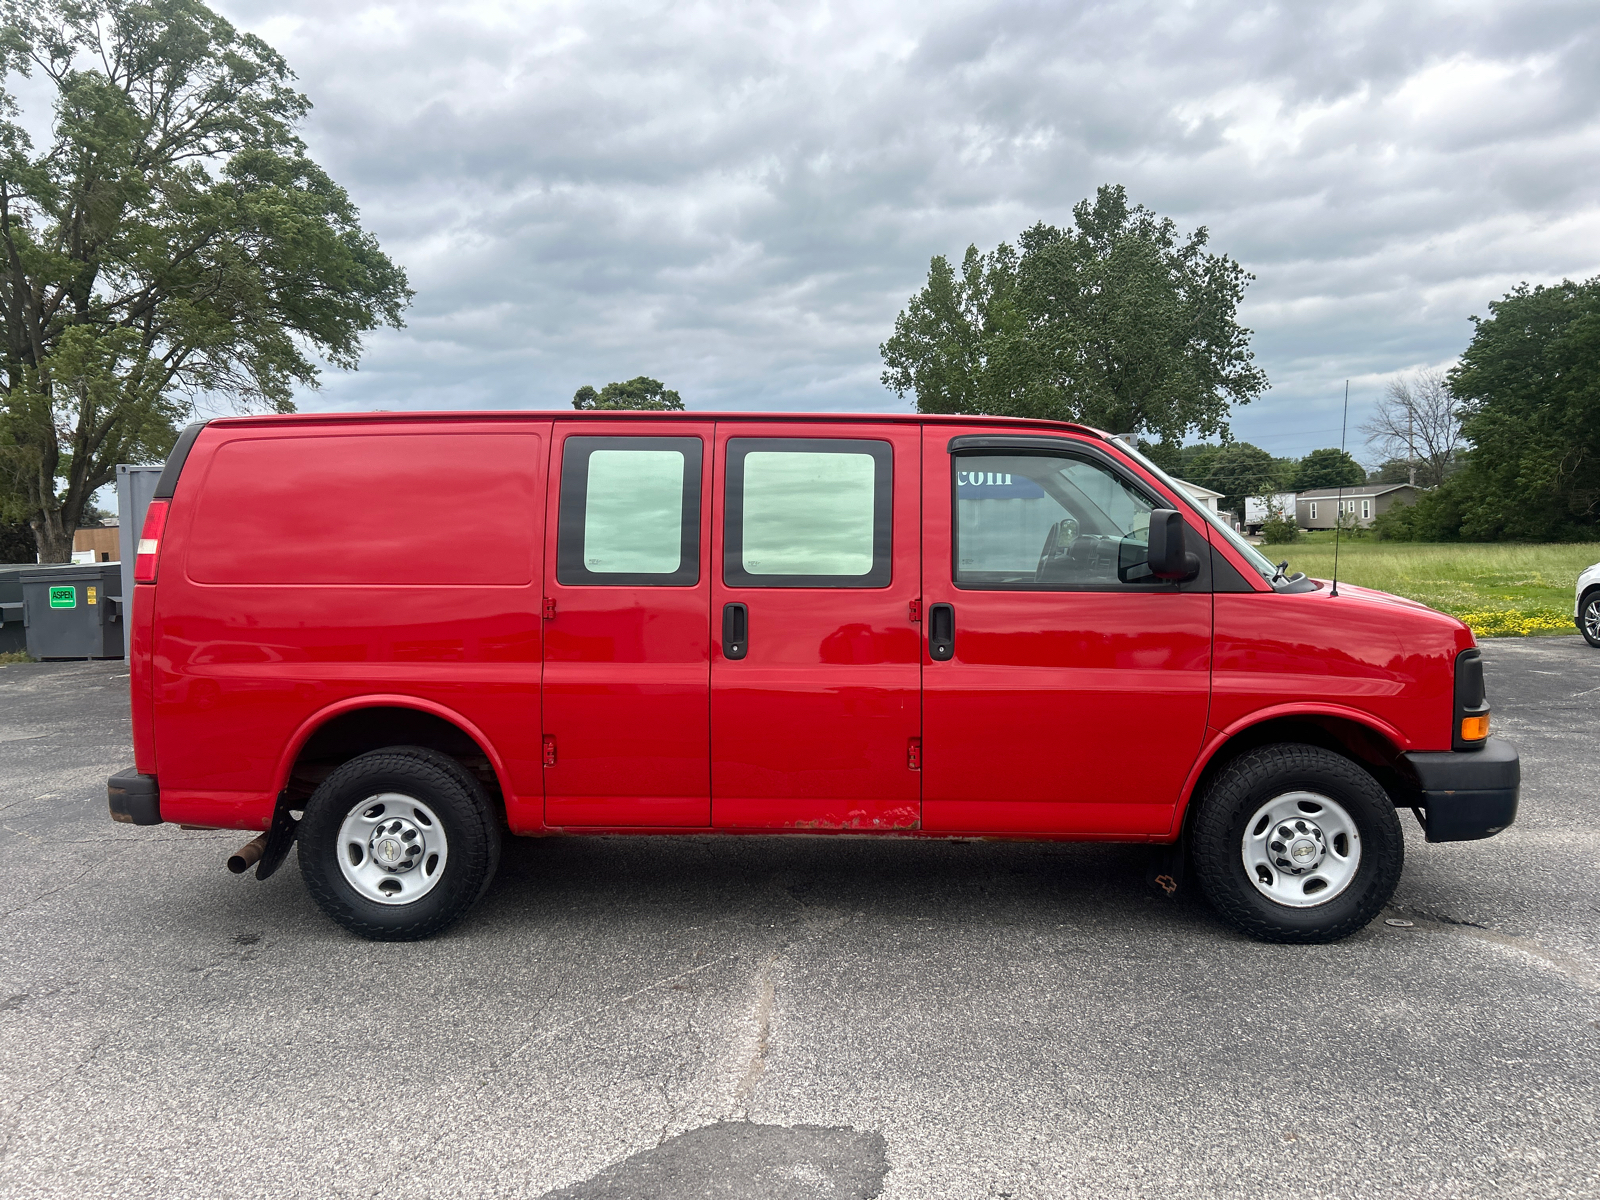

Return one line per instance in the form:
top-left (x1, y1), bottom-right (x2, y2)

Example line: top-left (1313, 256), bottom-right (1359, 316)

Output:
top-left (297, 746), bottom-right (501, 941)
top-left (1192, 743), bottom-right (1404, 944)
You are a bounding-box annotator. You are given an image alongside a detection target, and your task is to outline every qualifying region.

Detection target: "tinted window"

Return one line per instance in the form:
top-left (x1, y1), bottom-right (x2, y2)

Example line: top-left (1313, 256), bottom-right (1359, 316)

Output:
top-left (185, 432), bottom-right (541, 586)
top-left (953, 452), bottom-right (1166, 590)
top-left (724, 438), bottom-right (892, 588)
top-left (558, 437), bottom-right (701, 586)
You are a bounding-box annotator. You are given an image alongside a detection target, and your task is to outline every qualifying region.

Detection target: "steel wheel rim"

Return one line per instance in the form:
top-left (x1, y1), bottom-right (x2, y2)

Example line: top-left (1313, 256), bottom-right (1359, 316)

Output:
top-left (1584, 599), bottom-right (1600, 641)
top-left (336, 792), bottom-right (449, 906)
top-left (1241, 791), bottom-right (1361, 908)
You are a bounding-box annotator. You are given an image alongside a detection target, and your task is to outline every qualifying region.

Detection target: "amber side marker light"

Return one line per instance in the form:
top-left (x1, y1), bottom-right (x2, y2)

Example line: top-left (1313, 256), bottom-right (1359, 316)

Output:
top-left (1460, 713), bottom-right (1491, 742)
top-left (134, 499), bottom-right (169, 583)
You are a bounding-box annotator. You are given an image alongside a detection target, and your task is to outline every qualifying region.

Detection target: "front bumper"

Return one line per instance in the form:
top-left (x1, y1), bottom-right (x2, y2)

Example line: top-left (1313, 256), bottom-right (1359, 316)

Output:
top-left (108, 768), bottom-right (162, 826)
top-left (1401, 736), bottom-right (1519, 843)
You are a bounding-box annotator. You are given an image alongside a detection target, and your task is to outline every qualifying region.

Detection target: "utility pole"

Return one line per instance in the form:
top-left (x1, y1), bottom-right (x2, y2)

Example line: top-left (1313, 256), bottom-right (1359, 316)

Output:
top-left (1407, 403), bottom-right (1415, 487)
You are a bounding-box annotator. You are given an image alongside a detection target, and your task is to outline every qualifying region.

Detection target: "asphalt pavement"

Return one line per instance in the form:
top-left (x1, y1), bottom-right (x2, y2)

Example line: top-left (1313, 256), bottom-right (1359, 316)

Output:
top-left (1, 638), bottom-right (1597, 1199)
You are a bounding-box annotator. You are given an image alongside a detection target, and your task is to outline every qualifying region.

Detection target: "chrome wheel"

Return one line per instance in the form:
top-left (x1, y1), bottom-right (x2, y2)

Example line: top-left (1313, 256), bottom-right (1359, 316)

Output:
top-left (1240, 791), bottom-right (1361, 908)
top-left (1584, 597), bottom-right (1600, 644)
top-left (336, 793), bottom-right (449, 905)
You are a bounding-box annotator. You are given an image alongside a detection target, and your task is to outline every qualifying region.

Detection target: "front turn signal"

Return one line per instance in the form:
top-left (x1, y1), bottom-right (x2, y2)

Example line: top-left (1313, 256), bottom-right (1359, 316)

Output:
top-left (1460, 713), bottom-right (1490, 742)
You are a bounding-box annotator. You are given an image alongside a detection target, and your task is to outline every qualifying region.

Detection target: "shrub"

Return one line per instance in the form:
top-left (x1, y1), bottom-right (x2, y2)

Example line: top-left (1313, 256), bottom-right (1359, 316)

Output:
top-left (1258, 515), bottom-right (1301, 544)
top-left (1371, 481), bottom-right (1466, 541)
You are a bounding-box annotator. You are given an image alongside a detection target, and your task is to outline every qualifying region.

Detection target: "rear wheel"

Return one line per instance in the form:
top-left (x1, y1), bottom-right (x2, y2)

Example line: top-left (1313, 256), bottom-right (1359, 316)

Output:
top-left (1192, 743), bottom-right (1403, 944)
top-left (1581, 590), bottom-right (1600, 648)
top-left (297, 746), bottom-right (501, 940)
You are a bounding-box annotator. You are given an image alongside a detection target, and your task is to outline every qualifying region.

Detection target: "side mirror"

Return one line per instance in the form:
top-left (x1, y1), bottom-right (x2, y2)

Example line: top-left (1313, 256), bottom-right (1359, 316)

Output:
top-left (1147, 509), bottom-right (1199, 581)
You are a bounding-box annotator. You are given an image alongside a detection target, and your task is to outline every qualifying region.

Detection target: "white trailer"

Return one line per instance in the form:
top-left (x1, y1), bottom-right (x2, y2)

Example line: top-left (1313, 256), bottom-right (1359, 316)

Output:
top-left (1244, 492), bottom-right (1298, 533)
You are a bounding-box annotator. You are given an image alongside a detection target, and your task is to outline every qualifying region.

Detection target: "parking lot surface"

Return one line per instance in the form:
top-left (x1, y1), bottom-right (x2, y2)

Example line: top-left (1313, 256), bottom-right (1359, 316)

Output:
top-left (1, 638), bottom-right (1597, 1198)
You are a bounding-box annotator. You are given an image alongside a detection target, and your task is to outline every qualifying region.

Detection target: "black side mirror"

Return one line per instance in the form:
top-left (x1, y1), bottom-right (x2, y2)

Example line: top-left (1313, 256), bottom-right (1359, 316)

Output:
top-left (1147, 509), bottom-right (1199, 581)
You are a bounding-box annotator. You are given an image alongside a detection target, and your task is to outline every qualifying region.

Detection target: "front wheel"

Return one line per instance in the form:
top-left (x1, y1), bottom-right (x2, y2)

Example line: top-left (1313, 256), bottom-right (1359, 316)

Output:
top-left (1581, 590), bottom-right (1600, 648)
top-left (1192, 744), bottom-right (1404, 944)
top-left (297, 746), bottom-right (502, 941)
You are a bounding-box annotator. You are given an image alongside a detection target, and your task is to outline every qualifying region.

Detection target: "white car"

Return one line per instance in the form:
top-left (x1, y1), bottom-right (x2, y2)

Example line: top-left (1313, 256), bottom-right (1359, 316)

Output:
top-left (1578, 560), bottom-right (1600, 647)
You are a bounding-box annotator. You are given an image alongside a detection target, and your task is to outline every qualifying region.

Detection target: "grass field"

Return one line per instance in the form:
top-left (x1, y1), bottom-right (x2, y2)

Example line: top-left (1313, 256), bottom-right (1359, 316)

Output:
top-left (1264, 537), bottom-right (1596, 637)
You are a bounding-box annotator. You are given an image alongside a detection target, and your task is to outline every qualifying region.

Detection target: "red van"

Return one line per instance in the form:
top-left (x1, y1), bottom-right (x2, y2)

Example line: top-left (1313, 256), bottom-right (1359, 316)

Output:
top-left (106, 412), bottom-right (1519, 943)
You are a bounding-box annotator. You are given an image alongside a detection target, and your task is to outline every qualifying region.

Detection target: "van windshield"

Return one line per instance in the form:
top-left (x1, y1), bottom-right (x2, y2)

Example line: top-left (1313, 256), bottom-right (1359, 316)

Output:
top-left (1112, 438), bottom-right (1281, 584)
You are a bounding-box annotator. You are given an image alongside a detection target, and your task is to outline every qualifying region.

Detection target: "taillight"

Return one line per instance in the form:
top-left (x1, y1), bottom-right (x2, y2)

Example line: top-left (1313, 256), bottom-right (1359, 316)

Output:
top-left (134, 500), bottom-right (169, 583)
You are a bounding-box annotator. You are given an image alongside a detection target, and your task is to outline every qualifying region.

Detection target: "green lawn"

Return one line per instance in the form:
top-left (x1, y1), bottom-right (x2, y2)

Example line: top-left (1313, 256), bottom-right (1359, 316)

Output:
top-left (1263, 537), bottom-right (1595, 637)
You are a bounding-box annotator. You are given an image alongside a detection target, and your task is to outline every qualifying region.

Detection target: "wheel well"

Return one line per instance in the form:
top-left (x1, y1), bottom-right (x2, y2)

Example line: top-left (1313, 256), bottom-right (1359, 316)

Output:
top-left (1582, 585), bottom-right (1600, 610)
top-left (285, 707), bottom-right (505, 814)
top-left (1183, 715), bottom-right (1414, 829)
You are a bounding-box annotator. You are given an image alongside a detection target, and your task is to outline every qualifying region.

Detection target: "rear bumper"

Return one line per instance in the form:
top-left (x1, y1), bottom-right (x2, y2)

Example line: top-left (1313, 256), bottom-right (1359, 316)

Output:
top-left (108, 768), bottom-right (162, 826)
top-left (1402, 737), bottom-right (1519, 843)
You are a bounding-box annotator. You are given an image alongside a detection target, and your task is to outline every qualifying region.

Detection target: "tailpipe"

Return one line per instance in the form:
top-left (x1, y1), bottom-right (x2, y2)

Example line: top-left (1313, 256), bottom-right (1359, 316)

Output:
top-left (227, 833), bottom-right (270, 875)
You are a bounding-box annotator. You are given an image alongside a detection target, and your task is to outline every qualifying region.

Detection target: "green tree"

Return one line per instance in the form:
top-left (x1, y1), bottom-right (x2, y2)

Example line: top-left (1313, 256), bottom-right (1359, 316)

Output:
top-left (1202, 441), bottom-right (1279, 517)
top-left (0, 0), bottom-right (411, 561)
top-left (1294, 448), bottom-right (1365, 491)
top-left (1368, 458), bottom-right (1414, 485)
top-left (1447, 278), bottom-right (1600, 540)
top-left (881, 185), bottom-right (1267, 443)
top-left (572, 376), bottom-right (684, 411)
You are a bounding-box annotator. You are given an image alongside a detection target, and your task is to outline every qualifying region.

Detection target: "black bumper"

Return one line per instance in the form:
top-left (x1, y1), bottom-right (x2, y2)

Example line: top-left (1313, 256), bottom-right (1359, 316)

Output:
top-left (1402, 737), bottom-right (1519, 843)
top-left (108, 768), bottom-right (162, 826)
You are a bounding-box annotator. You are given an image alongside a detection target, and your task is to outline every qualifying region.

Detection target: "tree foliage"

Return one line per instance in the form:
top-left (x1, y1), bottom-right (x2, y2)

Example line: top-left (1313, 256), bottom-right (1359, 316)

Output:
top-left (1446, 278), bottom-right (1600, 540)
top-left (881, 185), bottom-right (1266, 443)
top-left (0, 0), bottom-right (411, 560)
top-left (572, 376), bottom-right (684, 411)
top-left (1199, 441), bottom-right (1280, 516)
top-left (1370, 483), bottom-right (1465, 542)
top-left (1293, 447), bottom-right (1365, 491)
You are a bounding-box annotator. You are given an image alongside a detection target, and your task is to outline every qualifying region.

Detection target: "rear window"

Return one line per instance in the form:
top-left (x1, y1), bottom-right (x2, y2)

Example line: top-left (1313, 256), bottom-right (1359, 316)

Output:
top-left (184, 432), bottom-right (541, 586)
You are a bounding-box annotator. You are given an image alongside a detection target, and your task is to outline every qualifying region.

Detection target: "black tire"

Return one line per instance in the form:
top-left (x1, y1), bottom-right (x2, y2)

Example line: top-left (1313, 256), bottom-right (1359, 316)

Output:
top-left (1192, 743), bottom-right (1404, 944)
top-left (1580, 589), bottom-right (1600, 648)
top-left (297, 746), bottom-right (502, 941)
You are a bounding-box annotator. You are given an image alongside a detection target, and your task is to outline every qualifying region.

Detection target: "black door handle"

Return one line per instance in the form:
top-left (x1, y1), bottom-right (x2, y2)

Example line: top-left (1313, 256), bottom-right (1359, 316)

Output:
top-left (723, 602), bottom-right (749, 660)
top-left (928, 602), bottom-right (954, 661)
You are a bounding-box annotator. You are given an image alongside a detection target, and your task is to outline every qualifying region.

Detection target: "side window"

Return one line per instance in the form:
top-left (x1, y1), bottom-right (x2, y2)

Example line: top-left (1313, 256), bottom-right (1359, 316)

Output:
top-left (953, 452), bottom-right (1166, 590)
top-left (557, 436), bottom-right (701, 586)
top-left (724, 438), bottom-right (892, 588)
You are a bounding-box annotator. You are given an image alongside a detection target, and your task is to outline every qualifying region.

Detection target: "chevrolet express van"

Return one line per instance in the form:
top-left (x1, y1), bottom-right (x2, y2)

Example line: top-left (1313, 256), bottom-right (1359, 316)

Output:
top-left (107, 412), bottom-right (1520, 943)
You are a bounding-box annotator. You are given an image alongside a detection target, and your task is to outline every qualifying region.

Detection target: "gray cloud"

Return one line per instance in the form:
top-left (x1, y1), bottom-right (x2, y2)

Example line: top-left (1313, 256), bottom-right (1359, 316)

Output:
top-left (208, 0), bottom-right (1600, 458)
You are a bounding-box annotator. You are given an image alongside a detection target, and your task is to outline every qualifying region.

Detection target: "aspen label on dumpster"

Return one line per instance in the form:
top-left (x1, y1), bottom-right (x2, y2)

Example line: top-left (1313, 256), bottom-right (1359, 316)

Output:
top-left (49, 585), bottom-right (76, 609)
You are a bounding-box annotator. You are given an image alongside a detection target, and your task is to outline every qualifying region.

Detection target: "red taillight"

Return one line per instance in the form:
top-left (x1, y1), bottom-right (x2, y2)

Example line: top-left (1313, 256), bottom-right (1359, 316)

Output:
top-left (134, 500), bottom-right (169, 583)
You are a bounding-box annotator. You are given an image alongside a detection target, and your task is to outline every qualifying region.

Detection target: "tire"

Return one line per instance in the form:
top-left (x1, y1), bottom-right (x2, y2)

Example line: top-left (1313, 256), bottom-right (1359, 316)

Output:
top-left (297, 746), bottom-right (502, 941)
top-left (1192, 743), bottom-right (1404, 944)
top-left (1580, 590), bottom-right (1600, 648)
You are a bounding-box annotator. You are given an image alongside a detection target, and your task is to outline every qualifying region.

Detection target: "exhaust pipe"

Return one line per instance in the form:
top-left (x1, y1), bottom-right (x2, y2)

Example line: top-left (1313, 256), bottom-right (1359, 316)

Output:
top-left (227, 833), bottom-right (270, 875)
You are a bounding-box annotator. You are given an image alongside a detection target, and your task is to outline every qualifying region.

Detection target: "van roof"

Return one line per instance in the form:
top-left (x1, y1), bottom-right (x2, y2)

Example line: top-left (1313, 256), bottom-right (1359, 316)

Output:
top-left (202, 409), bottom-right (1111, 439)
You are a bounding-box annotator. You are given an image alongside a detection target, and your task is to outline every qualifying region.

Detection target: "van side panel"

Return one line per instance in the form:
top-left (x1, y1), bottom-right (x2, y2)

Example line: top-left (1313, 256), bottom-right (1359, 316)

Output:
top-left (1210, 591), bottom-right (1464, 753)
top-left (151, 421), bottom-right (549, 831)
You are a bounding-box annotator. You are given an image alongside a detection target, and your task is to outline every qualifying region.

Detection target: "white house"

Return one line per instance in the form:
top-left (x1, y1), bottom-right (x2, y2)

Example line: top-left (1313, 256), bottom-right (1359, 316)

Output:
top-left (1175, 480), bottom-right (1226, 514)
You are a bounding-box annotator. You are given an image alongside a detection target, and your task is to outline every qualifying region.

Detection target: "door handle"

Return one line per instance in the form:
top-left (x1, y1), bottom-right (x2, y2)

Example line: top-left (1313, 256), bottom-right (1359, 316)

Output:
top-left (928, 602), bottom-right (954, 661)
top-left (723, 602), bottom-right (749, 660)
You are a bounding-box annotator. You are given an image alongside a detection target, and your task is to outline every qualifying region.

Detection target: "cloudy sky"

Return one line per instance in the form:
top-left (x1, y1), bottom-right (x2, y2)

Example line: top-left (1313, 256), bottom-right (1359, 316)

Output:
top-left (199, 0), bottom-right (1600, 460)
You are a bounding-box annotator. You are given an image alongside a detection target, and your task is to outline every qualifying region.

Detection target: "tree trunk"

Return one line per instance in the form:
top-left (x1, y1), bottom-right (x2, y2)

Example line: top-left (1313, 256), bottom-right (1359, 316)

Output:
top-left (31, 506), bottom-right (74, 563)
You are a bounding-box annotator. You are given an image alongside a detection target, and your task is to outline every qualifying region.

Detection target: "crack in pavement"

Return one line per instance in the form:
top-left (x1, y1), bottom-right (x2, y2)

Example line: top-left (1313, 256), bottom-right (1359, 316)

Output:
top-left (731, 952), bottom-right (778, 1121)
top-left (1395, 913), bottom-right (1600, 992)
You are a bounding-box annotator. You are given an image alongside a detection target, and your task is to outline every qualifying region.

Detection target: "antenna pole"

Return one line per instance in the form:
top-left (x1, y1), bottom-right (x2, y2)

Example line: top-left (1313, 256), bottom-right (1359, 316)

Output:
top-left (1331, 379), bottom-right (1349, 598)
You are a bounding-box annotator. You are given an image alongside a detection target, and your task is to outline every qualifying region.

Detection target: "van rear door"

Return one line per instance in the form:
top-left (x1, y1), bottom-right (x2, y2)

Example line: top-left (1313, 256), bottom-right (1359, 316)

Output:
top-left (542, 422), bottom-right (714, 827)
top-left (710, 422), bottom-right (922, 830)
